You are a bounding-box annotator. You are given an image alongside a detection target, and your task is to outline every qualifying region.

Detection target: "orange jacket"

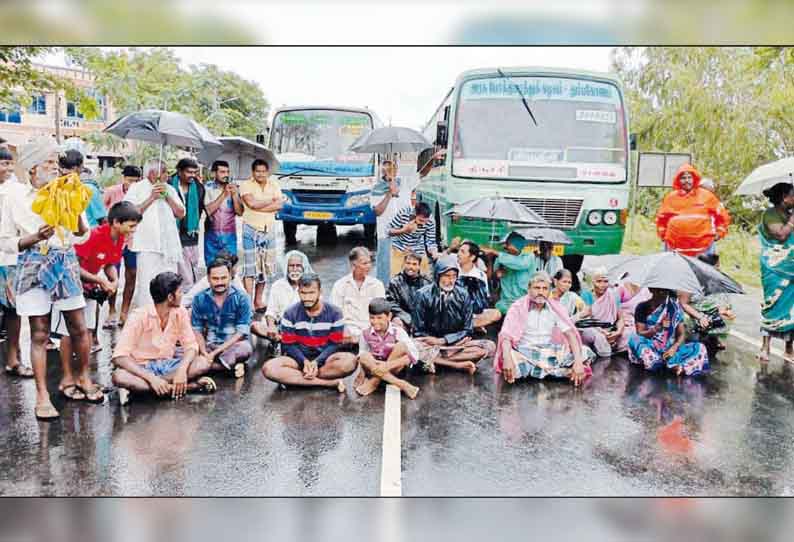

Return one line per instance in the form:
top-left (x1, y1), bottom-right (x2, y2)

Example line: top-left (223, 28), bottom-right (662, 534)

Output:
top-left (655, 164), bottom-right (731, 256)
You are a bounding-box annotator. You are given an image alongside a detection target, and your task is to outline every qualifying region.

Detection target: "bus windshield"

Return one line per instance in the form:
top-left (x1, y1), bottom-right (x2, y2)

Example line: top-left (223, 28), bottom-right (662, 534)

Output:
top-left (452, 76), bottom-right (627, 182)
top-left (271, 109), bottom-right (375, 177)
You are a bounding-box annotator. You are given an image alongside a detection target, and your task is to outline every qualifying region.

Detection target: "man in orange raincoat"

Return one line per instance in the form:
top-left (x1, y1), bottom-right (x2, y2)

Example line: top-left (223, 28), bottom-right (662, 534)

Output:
top-left (656, 164), bottom-right (731, 257)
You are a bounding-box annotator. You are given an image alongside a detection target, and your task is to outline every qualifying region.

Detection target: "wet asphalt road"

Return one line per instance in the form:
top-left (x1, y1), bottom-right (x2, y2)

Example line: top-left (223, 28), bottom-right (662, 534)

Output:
top-left (1, 224), bottom-right (793, 496)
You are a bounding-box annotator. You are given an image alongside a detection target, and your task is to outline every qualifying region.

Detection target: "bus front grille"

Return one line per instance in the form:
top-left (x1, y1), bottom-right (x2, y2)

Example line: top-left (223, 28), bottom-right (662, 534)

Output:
top-left (506, 197), bottom-right (583, 229)
top-left (292, 190), bottom-right (347, 205)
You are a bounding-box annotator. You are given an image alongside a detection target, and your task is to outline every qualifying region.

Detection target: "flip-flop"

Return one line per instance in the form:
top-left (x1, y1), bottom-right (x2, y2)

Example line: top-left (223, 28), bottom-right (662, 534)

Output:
top-left (35, 404), bottom-right (60, 421)
top-left (102, 319), bottom-right (118, 330)
top-left (254, 307), bottom-right (268, 314)
top-left (75, 383), bottom-right (105, 404)
top-left (60, 384), bottom-right (86, 401)
top-left (5, 364), bottom-right (34, 378)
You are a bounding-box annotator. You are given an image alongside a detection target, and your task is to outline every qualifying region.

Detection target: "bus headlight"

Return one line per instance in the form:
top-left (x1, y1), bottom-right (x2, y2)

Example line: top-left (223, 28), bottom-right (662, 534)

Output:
top-left (603, 211), bottom-right (618, 225)
top-left (587, 211), bottom-right (603, 226)
top-left (345, 193), bottom-right (369, 208)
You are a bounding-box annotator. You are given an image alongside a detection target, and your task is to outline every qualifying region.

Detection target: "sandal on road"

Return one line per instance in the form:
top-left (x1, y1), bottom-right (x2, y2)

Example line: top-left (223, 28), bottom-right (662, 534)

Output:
top-left (5, 364), bottom-right (34, 378)
top-left (35, 404), bottom-right (60, 421)
top-left (75, 383), bottom-right (105, 404)
top-left (60, 384), bottom-right (86, 401)
top-left (196, 376), bottom-right (217, 394)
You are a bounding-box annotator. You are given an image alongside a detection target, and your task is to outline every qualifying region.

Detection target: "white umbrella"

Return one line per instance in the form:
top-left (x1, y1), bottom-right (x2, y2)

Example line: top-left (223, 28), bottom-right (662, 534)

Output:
top-left (197, 136), bottom-right (280, 180)
top-left (349, 126), bottom-right (431, 155)
top-left (735, 156), bottom-right (794, 196)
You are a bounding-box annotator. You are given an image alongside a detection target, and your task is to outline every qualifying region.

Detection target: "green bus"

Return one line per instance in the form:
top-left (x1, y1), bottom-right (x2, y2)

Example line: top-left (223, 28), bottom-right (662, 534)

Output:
top-left (417, 66), bottom-right (631, 276)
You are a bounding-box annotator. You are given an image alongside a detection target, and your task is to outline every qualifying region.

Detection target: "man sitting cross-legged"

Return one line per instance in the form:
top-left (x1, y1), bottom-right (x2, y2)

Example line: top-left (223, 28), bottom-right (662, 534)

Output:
top-left (261, 273), bottom-right (357, 392)
top-left (191, 257), bottom-right (253, 379)
top-left (411, 255), bottom-right (496, 374)
top-left (111, 271), bottom-right (217, 404)
top-left (385, 250), bottom-right (431, 332)
top-left (354, 297), bottom-right (420, 399)
top-left (494, 271), bottom-right (595, 387)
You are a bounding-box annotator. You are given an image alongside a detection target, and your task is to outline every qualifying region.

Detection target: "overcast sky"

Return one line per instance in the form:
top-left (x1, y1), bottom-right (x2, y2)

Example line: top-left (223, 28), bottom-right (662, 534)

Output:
top-left (170, 47), bottom-right (614, 129)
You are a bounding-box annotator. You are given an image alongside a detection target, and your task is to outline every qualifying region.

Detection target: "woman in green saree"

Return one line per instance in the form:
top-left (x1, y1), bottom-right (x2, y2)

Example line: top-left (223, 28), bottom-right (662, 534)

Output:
top-left (759, 182), bottom-right (794, 362)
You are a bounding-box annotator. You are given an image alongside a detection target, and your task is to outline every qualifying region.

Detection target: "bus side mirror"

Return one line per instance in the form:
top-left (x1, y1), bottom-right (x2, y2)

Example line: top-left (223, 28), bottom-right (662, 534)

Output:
top-left (629, 133), bottom-right (638, 151)
top-left (436, 121), bottom-right (448, 148)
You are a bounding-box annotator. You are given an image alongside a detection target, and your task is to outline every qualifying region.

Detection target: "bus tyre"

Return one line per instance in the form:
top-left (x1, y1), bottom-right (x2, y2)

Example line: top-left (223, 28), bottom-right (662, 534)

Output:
top-left (283, 221), bottom-right (298, 245)
top-left (364, 223), bottom-right (377, 242)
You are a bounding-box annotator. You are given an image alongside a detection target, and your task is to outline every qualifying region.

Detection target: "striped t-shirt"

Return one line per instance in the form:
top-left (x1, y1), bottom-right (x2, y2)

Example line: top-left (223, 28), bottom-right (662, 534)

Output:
top-left (280, 301), bottom-right (345, 366)
top-left (388, 206), bottom-right (439, 257)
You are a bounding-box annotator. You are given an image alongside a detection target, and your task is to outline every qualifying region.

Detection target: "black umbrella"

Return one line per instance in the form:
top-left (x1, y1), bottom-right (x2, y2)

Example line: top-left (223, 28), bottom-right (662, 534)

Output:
top-left (608, 252), bottom-right (744, 296)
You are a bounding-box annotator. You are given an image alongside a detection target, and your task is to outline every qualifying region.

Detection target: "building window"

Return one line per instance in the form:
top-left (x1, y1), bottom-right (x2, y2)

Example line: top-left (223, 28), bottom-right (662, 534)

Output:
top-left (0, 107), bottom-right (22, 123)
top-left (66, 100), bottom-right (84, 120)
top-left (89, 89), bottom-right (107, 121)
top-left (67, 90), bottom-right (107, 121)
top-left (28, 94), bottom-right (47, 115)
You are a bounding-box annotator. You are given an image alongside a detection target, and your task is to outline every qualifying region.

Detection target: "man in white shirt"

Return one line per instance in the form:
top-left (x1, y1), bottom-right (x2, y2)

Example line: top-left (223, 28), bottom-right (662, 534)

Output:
top-left (124, 160), bottom-right (185, 308)
top-left (251, 249), bottom-right (313, 341)
top-left (330, 246), bottom-right (385, 343)
top-left (370, 160), bottom-right (413, 285)
top-left (496, 271), bottom-right (594, 386)
top-left (0, 147), bottom-right (29, 378)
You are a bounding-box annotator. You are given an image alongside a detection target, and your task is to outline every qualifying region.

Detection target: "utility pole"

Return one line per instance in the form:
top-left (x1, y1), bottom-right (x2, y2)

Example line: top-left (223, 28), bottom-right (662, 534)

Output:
top-left (54, 92), bottom-right (62, 143)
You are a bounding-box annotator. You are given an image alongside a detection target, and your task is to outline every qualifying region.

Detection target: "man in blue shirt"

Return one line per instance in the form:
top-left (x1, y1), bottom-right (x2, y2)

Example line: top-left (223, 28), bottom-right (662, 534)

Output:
top-left (191, 257), bottom-right (253, 378)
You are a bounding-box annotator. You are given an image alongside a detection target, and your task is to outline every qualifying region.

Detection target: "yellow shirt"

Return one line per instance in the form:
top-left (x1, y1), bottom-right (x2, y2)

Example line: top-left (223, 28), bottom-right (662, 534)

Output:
top-left (240, 178), bottom-right (283, 232)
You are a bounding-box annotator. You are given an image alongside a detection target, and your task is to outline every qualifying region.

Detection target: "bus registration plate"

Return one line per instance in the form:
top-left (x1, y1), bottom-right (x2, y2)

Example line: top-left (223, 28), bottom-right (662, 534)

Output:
top-left (304, 211), bottom-right (334, 220)
top-left (523, 245), bottom-right (565, 256)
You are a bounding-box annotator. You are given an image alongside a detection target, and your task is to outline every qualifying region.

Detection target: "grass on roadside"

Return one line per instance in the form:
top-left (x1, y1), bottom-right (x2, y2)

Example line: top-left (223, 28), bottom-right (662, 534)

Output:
top-left (622, 215), bottom-right (760, 289)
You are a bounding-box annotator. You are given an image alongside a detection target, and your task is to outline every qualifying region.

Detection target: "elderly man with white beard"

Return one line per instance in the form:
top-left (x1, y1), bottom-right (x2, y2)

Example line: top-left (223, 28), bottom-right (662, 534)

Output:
top-left (411, 255), bottom-right (495, 374)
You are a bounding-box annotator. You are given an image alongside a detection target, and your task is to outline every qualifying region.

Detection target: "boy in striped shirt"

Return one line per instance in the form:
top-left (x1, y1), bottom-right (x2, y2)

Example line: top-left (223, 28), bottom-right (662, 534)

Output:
top-left (261, 273), bottom-right (357, 392)
top-left (387, 200), bottom-right (438, 277)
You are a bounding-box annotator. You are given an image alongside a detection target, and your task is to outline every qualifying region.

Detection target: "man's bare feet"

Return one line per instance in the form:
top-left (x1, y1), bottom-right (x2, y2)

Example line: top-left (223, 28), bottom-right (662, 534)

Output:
top-left (353, 368), bottom-right (366, 389)
top-left (355, 377), bottom-right (380, 396)
top-left (462, 361), bottom-right (477, 375)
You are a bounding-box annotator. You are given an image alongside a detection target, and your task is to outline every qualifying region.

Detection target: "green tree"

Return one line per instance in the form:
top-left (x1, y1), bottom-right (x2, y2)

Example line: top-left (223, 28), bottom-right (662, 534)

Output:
top-left (65, 47), bottom-right (270, 141)
top-left (64, 47), bottom-right (270, 167)
top-left (612, 47), bottom-right (793, 229)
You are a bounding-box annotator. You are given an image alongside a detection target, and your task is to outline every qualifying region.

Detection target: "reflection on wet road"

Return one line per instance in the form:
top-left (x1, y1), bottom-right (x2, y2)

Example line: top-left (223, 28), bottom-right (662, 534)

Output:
top-left (1, 225), bottom-right (794, 495)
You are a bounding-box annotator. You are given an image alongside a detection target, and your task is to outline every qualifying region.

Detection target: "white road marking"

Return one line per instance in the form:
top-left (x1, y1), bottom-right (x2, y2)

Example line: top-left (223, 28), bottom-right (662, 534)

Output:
top-left (380, 384), bottom-right (402, 496)
top-left (729, 329), bottom-right (785, 359)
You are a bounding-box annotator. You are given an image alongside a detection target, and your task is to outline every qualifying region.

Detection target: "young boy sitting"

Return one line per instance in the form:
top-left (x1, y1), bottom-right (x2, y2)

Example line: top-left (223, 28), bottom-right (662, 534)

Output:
top-left (354, 297), bottom-right (420, 399)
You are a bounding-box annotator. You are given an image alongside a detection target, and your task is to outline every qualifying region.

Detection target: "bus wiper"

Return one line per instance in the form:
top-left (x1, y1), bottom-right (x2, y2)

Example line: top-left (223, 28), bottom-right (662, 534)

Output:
top-left (497, 68), bottom-right (538, 127)
top-left (278, 166), bottom-right (337, 179)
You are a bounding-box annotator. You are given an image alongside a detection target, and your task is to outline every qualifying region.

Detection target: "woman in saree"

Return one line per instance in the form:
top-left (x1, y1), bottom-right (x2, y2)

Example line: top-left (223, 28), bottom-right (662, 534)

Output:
top-left (628, 288), bottom-right (710, 376)
top-left (617, 274), bottom-right (652, 337)
top-left (580, 267), bottom-right (629, 357)
top-left (550, 268), bottom-right (589, 321)
top-left (758, 182), bottom-right (794, 362)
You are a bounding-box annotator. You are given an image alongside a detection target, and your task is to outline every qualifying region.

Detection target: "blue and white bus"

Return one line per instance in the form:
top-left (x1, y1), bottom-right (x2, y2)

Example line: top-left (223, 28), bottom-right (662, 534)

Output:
top-left (269, 105), bottom-right (384, 242)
